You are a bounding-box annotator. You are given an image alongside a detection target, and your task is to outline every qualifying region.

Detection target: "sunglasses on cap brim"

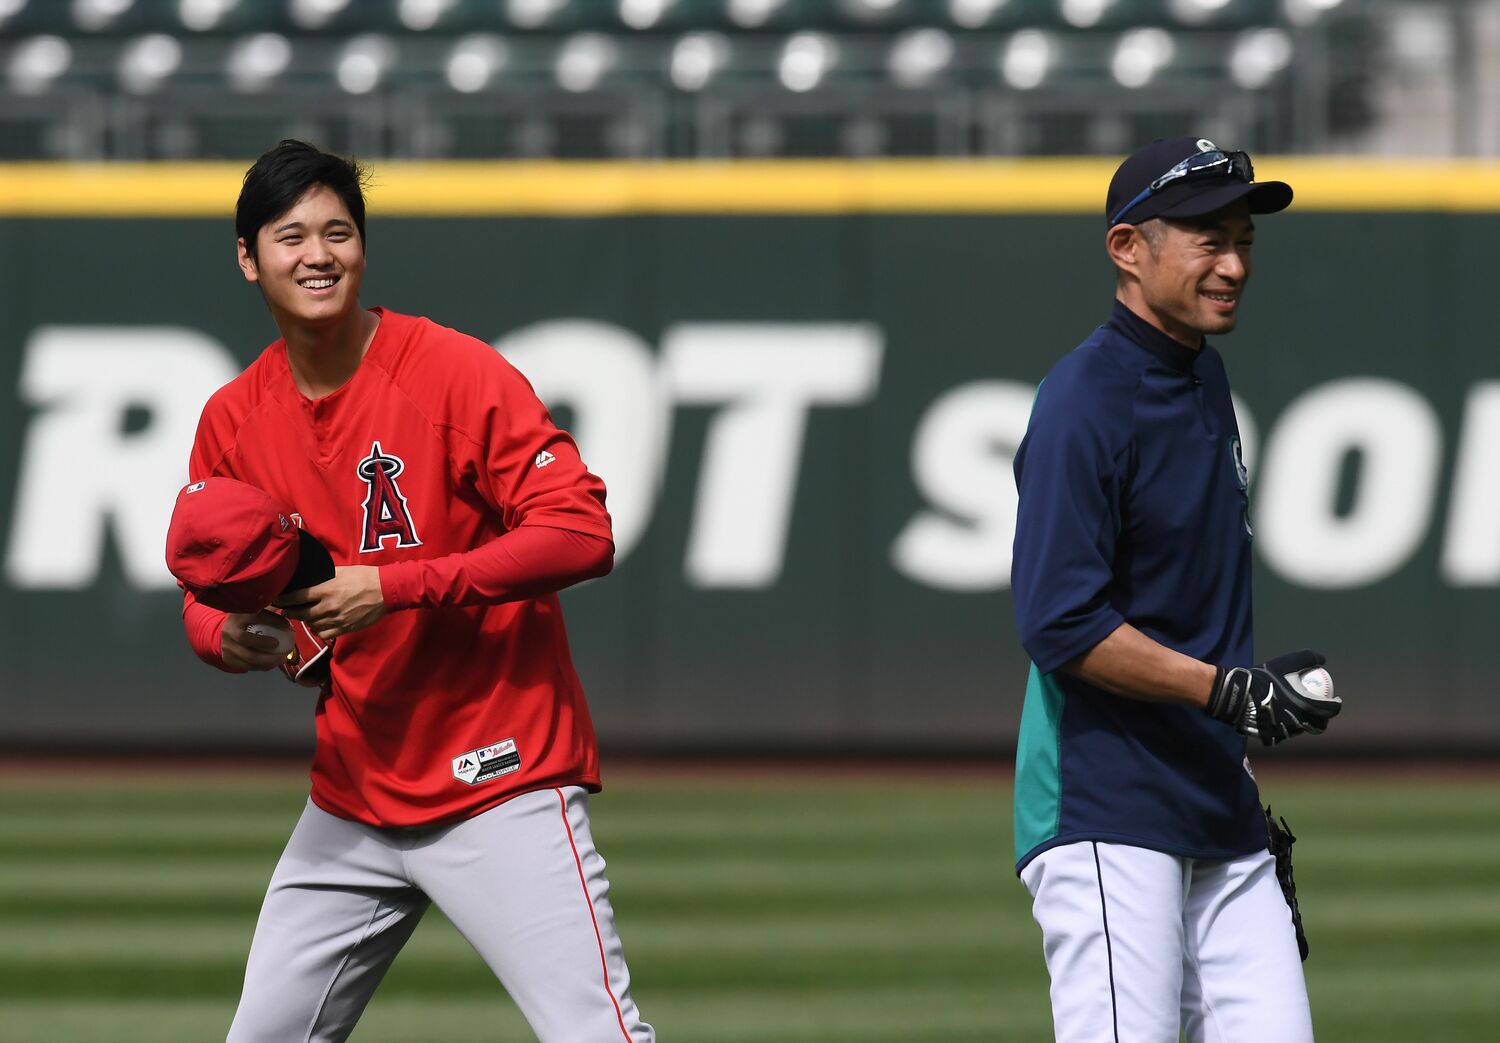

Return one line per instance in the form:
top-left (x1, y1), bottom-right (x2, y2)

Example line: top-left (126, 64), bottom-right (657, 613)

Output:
top-left (1109, 149), bottom-right (1255, 227)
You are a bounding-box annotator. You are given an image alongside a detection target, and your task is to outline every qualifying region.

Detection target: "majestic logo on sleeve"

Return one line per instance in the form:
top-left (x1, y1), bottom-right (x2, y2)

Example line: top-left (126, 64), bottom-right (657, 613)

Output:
top-left (356, 441), bottom-right (422, 553)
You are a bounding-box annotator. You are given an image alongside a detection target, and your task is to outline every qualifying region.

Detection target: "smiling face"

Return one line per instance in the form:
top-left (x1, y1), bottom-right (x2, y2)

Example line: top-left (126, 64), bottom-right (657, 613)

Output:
top-left (1110, 200), bottom-right (1256, 347)
top-left (237, 184), bottom-right (365, 333)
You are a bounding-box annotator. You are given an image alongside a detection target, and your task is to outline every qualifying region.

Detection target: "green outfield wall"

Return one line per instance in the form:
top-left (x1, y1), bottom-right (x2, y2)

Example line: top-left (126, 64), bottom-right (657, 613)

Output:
top-left (0, 161), bottom-right (1494, 753)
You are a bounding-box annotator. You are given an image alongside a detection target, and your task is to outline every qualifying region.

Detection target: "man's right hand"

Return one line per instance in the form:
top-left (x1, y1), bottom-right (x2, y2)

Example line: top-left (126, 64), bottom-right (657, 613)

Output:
top-left (1206, 649), bottom-right (1342, 745)
top-left (220, 610), bottom-right (294, 672)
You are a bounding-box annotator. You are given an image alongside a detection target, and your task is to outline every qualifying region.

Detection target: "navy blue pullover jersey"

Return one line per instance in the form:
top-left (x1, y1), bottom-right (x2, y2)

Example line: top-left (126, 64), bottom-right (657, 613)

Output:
top-left (1010, 300), bottom-right (1264, 872)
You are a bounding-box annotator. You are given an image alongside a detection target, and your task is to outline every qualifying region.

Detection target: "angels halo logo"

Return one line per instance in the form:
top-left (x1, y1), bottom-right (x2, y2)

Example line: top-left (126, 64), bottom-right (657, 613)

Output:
top-left (356, 440), bottom-right (422, 553)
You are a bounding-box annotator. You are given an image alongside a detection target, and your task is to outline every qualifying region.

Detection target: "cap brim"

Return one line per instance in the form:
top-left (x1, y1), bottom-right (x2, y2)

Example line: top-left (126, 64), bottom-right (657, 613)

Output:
top-left (1151, 179), bottom-right (1293, 222)
top-left (281, 529), bottom-right (336, 595)
top-left (193, 583), bottom-right (282, 614)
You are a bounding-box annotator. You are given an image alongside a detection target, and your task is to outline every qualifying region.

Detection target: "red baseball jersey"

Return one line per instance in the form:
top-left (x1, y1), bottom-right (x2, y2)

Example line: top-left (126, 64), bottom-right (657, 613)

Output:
top-left (186, 308), bottom-right (613, 827)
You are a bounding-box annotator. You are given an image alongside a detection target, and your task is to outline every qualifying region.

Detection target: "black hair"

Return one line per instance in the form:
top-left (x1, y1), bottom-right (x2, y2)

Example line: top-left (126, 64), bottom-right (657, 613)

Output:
top-left (235, 139), bottom-right (369, 260)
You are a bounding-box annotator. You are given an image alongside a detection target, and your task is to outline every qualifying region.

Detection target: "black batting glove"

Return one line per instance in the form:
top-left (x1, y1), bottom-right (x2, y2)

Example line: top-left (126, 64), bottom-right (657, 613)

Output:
top-left (1206, 649), bottom-right (1342, 746)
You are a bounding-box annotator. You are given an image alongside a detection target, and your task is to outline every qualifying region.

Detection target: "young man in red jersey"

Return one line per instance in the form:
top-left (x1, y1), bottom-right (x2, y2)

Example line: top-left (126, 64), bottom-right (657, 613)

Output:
top-left (178, 140), bottom-right (654, 1042)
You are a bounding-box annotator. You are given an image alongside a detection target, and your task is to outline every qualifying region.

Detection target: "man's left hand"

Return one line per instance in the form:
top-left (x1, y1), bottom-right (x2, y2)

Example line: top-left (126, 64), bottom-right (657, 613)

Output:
top-left (1206, 649), bottom-right (1341, 745)
top-left (277, 565), bottom-right (387, 641)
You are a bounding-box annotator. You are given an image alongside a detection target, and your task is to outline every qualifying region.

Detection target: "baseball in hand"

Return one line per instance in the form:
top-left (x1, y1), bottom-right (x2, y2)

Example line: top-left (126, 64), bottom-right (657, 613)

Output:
top-left (1297, 666), bottom-right (1334, 700)
top-left (245, 619), bottom-right (294, 656)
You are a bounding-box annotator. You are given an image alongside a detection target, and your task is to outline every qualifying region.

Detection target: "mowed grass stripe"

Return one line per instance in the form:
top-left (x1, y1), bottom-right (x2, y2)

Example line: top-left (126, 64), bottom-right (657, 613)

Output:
top-left (606, 985), bottom-right (1048, 1043)
top-left (1310, 886), bottom-right (1500, 924)
top-left (1296, 852), bottom-right (1500, 890)
top-left (0, 918), bottom-right (256, 960)
top-left (0, 1001), bottom-right (244, 1043)
top-left (0, 859), bottom-right (277, 894)
top-left (0, 784), bottom-right (306, 814)
top-left (1261, 792), bottom-right (1500, 830)
top-left (0, 814), bottom-right (297, 848)
top-left (1293, 833), bottom-right (1500, 865)
top-left (0, 895), bottom-right (267, 922)
top-left (1308, 964), bottom-right (1500, 1025)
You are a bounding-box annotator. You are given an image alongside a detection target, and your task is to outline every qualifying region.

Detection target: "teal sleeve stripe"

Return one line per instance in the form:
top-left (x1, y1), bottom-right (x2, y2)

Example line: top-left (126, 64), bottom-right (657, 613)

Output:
top-left (1014, 664), bottom-right (1064, 864)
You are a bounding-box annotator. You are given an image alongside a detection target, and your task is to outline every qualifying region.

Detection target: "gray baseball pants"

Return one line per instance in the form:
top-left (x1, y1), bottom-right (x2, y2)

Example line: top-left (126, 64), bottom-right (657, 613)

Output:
top-left (226, 786), bottom-right (654, 1043)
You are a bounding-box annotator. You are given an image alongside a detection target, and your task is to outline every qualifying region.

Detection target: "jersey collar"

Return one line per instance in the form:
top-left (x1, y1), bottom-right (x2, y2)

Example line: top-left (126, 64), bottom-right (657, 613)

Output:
top-left (1107, 299), bottom-right (1202, 375)
top-left (269, 306), bottom-right (394, 409)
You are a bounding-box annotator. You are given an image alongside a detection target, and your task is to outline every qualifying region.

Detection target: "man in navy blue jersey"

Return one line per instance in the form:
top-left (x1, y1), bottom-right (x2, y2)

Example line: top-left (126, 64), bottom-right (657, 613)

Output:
top-left (1010, 138), bottom-right (1343, 1042)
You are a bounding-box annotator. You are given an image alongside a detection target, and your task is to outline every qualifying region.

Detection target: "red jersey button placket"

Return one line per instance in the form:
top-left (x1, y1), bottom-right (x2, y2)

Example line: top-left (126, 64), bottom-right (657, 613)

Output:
top-left (308, 399), bottom-right (336, 467)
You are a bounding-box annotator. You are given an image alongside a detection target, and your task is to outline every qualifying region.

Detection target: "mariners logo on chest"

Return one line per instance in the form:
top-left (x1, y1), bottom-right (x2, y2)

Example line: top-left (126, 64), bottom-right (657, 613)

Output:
top-left (1230, 435), bottom-right (1253, 539)
top-left (356, 440), bottom-right (422, 553)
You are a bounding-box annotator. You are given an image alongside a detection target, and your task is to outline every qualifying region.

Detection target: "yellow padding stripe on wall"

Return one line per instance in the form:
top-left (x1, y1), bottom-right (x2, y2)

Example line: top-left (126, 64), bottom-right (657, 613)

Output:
top-left (2, 159), bottom-right (1500, 216)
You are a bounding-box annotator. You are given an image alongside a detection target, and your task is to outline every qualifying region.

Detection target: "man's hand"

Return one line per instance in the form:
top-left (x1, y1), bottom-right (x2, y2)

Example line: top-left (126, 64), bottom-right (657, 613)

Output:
top-left (276, 565), bottom-right (387, 641)
top-left (221, 609), bottom-right (295, 672)
top-left (1206, 649), bottom-right (1342, 746)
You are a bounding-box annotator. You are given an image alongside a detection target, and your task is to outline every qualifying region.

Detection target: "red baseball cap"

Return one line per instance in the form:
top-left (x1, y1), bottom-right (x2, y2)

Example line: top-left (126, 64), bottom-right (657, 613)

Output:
top-left (165, 477), bottom-right (335, 613)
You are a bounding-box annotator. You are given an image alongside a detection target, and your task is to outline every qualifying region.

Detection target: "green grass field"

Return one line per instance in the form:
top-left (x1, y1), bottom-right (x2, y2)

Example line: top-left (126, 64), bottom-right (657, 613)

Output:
top-left (1, 766), bottom-right (1497, 1042)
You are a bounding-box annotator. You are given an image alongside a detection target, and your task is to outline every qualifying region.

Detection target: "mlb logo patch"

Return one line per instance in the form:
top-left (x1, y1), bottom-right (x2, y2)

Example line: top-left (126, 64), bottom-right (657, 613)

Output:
top-left (452, 739), bottom-right (522, 786)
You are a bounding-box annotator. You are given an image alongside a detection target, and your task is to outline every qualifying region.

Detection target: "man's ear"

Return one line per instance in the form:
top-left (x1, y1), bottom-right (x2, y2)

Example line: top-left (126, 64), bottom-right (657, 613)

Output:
top-left (236, 237), bottom-right (259, 284)
top-left (1105, 223), bottom-right (1143, 277)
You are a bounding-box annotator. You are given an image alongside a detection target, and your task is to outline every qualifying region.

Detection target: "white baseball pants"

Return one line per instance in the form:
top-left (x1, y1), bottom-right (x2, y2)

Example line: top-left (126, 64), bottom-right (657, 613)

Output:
top-left (226, 786), bottom-right (654, 1043)
top-left (1020, 841), bottom-right (1314, 1043)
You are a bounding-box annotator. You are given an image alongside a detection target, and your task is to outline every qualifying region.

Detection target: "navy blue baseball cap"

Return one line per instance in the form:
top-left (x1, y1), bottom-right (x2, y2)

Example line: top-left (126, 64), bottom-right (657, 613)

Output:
top-left (1106, 136), bottom-right (1292, 227)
